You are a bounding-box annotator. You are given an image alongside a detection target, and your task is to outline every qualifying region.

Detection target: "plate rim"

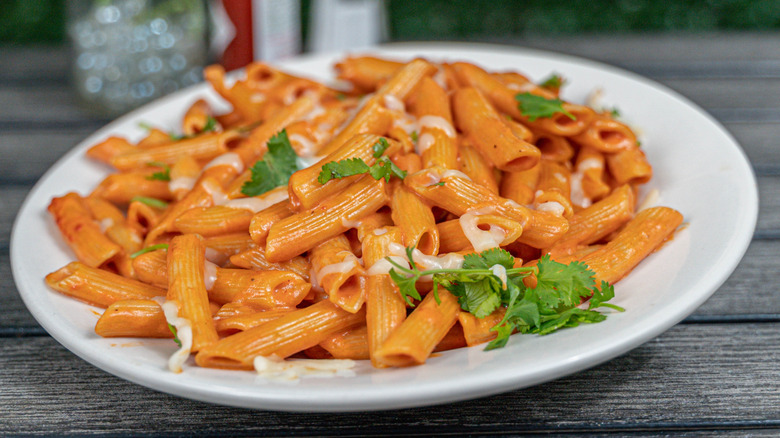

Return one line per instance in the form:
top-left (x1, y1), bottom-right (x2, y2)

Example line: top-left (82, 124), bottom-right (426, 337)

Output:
top-left (10, 41), bottom-right (759, 412)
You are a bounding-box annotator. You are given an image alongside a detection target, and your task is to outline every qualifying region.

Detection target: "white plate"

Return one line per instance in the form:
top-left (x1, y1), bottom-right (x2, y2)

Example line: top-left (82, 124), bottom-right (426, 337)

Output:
top-left (11, 43), bottom-right (758, 412)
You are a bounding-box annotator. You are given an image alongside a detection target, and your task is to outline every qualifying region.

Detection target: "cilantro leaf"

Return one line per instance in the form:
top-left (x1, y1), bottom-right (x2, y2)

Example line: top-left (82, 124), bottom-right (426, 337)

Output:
top-left (372, 138), bottom-right (390, 158)
top-left (515, 92), bottom-right (575, 122)
top-left (385, 247), bottom-right (622, 351)
top-left (241, 129), bottom-right (299, 196)
top-left (202, 116), bottom-right (218, 132)
top-left (534, 255), bottom-right (595, 309)
top-left (318, 158), bottom-right (370, 184)
top-left (317, 156), bottom-right (406, 184)
top-left (145, 161), bottom-right (170, 181)
top-left (130, 196), bottom-right (168, 209)
top-left (130, 243), bottom-right (169, 259)
top-left (168, 323), bottom-right (182, 347)
top-left (539, 73), bottom-right (564, 90)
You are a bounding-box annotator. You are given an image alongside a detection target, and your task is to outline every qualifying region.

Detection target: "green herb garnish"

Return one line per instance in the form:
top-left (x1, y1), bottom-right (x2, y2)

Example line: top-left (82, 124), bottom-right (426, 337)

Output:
top-left (515, 92), bottom-right (575, 122)
top-left (387, 248), bottom-right (623, 350)
top-left (130, 196), bottom-right (168, 209)
top-left (130, 244), bottom-right (169, 259)
top-left (145, 161), bottom-right (171, 181)
top-left (241, 129), bottom-right (299, 197)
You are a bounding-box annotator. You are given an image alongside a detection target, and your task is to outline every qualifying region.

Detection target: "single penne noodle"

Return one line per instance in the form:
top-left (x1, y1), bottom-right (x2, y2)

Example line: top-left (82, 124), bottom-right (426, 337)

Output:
top-left (571, 115), bottom-right (638, 153)
top-left (310, 235), bottom-right (367, 313)
top-left (288, 134), bottom-right (398, 210)
top-left (91, 171), bottom-right (173, 205)
top-left (138, 128), bottom-right (174, 149)
top-left (86, 136), bottom-right (135, 163)
top-left (458, 308), bottom-right (506, 347)
top-left (203, 232), bottom-right (255, 257)
top-left (355, 210), bottom-right (394, 242)
top-left (500, 164), bottom-right (541, 206)
top-left (453, 87), bottom-right (540, 172)
top-left (167, 234), bottom-right (218, 352)
top-left (436, 219), bottom-right (473, 253)
top-left (503, 117), bottom-right (535, 143)
top-left (458, 141), bottom-right (500, 194)
top-left (265, 176), bottom-right (389, 262)
top-left (48, 193), bottom-right (122, 268)
top-left (391, 185), bottom-right (440, 255)
top-left (573, 146), bottom-right (611, 204)
top-left (579, 207), bottom-right (683, 284)
top-left (85, 196), bottom-right (143, 254)
top-left (111, 130), bottom-right (243, 171)
top-left (319, 325), bottom-right (370, 360)
top-left (533, 160), bottom-right (574, 218)
top-left (46, 262), bottom-right (163, 308)
top-left (248, 201), bottom-right (294, 245)
top-left (126, 199), bottom-right (165, 235)
top-left (167, 155), bottom-right (201, 201)
top-left (215, 308), bottom-right (295, 335)
top-left (606, 146), bottom-right (653, 186)
top-left (182, 99), bottom-right (215, 136)
top-left (173, 206), bottom-right (253, 236)
top-left (433, 323), bottom-right (468, 352)
top-left (210, 268), bottom-right (310, 309)
top-left (195, 300), bottom-right (366, 370)
top-left (374, 289), bottom-right (460, 367)
top-left (95, 299), bottom-right (172, 338)
top-left (133, 248), bottom-right (168, 288)
top-left (229, 246), bottom-right (311, 280)
top-left (335, 56), bottom-right (404, 92)
top-left (546, 184), bottom-right (636, 257)
top-left (362, 227), bottom-right (408, 367)
top-left (533, 131), bottom-right (575, 163)
top-left (412, 76), bottom-right (459, 169)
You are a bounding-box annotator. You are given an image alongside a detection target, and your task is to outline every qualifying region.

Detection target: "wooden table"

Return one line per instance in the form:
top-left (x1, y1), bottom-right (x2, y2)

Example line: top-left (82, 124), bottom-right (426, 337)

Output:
top-left (2, 34), bottom-right (779, 436)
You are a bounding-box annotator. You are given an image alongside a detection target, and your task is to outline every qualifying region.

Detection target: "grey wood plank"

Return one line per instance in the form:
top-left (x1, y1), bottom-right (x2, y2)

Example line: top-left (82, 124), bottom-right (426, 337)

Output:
top-left (0, 129), bottom-right (93, 184)
top-left (0, 84), bottom-right (94, 124)
top-left (0, 46), bottom-right (70, 83)
top-left (661, 78), bottom-right (780, 111)
top-left (2, 239), bottom-right (779, 333)
top-left (0, 323), bottom-right (778, 435)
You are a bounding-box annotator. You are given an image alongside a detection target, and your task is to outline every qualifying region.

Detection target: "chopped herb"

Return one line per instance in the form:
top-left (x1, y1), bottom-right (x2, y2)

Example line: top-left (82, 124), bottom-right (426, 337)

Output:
top-left (241, 129), bottom-right (299, 197)
top-left (167, 323), bottom-right (182, 347)
top-left (138, 121), bottom-right (155, 131)
top-left (335, 93), bottom-right (347, 101)
top-left (318, 156), bottom-right (406, 184)
top-left (130, 243), bottom-right (169, 259)
top-left (145, 161), bottom-right (170, 181)
top-left (637, 140), bottom-right (642, 147)
top-left (372, 138), bottom-right (390, 158)
top-left (410, 131), bottom-right (419, 142)
top-left (515, 92), bottom-right (575, 122)
top-left (434, 182), bottom-right (445, 186)
top-left (386, 249), bottom-right (623, 350)
top-left (609, 107), bottom-right (621, 118)
top-left (539, 73), bottom-right (565, 90)
top-left (130, 196), bottom-right (168, 209)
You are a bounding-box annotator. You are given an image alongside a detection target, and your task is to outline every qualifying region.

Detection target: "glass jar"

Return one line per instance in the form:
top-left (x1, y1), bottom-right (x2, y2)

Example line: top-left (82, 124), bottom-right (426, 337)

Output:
top-left (67, 0), bottom-right (209, 116)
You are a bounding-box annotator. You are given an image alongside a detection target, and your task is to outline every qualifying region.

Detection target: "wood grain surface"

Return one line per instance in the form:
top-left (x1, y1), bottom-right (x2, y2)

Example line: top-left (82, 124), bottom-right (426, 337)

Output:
top-left (1, 35), bottom-right (778, 436)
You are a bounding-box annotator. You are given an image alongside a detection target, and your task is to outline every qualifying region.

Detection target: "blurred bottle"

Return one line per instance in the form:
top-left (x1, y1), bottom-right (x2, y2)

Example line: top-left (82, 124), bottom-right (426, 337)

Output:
top-left (307, 0), bottom-right (386, 53)
top-left (216, 0), bottom-right (301, 71)
top-left (67, 0), bottom-right (209, 116)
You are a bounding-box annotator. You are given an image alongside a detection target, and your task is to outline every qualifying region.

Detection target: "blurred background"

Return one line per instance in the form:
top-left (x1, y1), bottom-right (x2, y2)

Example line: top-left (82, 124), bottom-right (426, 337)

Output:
top-left (2, 0), bottom-right (780, 115)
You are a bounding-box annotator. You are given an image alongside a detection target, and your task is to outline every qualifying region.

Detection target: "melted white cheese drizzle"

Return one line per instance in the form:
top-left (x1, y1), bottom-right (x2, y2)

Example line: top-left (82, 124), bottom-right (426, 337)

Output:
top-left (459, 210), bottom-right (506, 252)
top-left (254, 355), bottom-right (356, 383)
top-left (536, 201), bottom-right (565, 216)
top-left (569, 172), bottom-right (592, 208)
top-left (152, 297), bottom-right (193, 374)
top-left (98, 218), bottom-right (114, 233)
top-left (288, 133), bottom-right (317, 158)
top-left (203, 152), bottom-right (244, 173)
top-left (341, 217), bottom-right (362, 229)
top-left (415, 132), bottom-right (436, 155)
top-left (204, 247), bottom-right (228, 265)
top-left (169, 176), bottom-right (197, 194)
top-left (203, 260), bottom-right (218, 291)
top-left (382, 94), bottom-right (405, 113)
top-left (418, 115), bottom-right (456, 138)
top-left (490, 264), bottom-right (508, 289)
top-left (314, 251), bottom-right (361, 285)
